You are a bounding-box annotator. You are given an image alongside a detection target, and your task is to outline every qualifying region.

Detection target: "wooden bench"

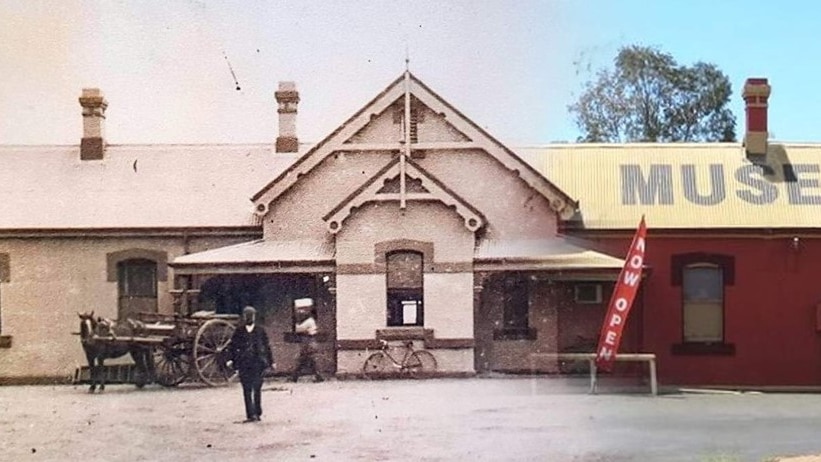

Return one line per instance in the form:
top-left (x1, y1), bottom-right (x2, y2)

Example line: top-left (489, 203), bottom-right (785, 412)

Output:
top-left (529, 352), bottom-right (658, 396)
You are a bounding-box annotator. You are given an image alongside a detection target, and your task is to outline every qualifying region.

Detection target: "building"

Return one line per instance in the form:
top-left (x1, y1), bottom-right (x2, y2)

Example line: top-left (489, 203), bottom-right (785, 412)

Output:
top-left (1, 74), bottom-right (817, 388)
top-left (522, 79), bottom-right (821, 387)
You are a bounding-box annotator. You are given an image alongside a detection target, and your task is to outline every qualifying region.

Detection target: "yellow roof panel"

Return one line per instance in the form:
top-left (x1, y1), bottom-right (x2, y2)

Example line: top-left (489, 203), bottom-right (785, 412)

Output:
top-left (518, 143), bottom-right (821, 229)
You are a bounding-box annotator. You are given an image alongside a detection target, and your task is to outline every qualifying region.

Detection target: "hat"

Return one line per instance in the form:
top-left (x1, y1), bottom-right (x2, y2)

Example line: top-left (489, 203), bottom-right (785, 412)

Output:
top-left (242, 306), bottom-right (257, 315)
top-left (294, 298), bottom-right (314, 308)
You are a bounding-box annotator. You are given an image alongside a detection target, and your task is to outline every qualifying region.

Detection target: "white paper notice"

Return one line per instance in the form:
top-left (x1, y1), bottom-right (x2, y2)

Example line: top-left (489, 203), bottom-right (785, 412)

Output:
top-left (402, 300), bottom-right (417, 324)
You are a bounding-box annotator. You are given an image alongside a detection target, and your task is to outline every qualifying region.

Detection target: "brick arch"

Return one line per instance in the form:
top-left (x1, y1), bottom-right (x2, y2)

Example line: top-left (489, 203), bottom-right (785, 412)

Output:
top-left (374, 239), bottom-right (434, 272)
top-left (106, 249), bottom-right (168, 282)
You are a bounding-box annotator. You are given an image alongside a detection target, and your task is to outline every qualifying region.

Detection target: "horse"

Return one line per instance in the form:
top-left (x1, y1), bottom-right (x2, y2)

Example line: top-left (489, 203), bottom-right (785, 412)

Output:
top-left (77, 312), bottom-right (154, 393)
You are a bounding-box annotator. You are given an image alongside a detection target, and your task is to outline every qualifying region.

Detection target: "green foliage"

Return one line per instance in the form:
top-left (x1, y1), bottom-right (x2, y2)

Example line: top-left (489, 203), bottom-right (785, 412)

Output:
top-left (569, 45), bottom-right (737, 143)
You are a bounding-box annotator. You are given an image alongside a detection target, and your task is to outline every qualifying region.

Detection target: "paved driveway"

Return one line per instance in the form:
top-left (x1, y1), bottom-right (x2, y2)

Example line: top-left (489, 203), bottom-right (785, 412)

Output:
top-left (1, 377), bottom-right (820, 461)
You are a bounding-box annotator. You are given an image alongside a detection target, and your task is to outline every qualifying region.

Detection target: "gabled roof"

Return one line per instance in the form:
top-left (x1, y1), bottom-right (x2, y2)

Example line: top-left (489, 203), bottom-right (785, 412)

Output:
top-left (518, 143), bottom-right (821, 230)
top-left (0, 144), bottom-right (300, 230)
top-left (251, 72), bottom-right (578, 219)
top-left (321, 156), bottom-right (485, 234)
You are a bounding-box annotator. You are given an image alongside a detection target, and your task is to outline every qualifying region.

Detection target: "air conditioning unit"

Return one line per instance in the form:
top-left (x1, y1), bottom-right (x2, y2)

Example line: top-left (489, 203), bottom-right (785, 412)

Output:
top-left (574, 283), bottom-right (603, 304)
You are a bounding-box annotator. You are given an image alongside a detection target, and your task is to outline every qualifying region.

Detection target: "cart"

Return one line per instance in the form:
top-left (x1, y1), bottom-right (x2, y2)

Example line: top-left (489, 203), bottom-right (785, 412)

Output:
top-left (86, 311), bottom-right (239, 387)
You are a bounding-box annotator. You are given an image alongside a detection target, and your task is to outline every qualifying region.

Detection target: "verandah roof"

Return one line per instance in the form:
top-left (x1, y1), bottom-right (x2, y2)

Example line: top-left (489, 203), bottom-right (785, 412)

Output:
top-left (171, 237), bottom-right (625, 275)
top-left (473, 238), bottom-right (626, 275)
top-left (170, 239), bottom-right (335, 274)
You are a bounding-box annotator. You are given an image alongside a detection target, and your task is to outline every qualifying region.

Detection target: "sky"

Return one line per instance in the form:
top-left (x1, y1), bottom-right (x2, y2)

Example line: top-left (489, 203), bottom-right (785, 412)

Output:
top-left (1, 0), bottom-right (820, 146)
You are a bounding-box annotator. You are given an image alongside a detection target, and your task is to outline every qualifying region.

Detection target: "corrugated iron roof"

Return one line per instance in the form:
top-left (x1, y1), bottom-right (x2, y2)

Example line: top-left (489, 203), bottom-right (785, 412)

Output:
top-left (175, 237), bottom-right (620, 270)
top-left (172, 239), bottom-right (335, 265)
top-left (0, 144), bottom-right (301, 229)
top-left (6, 140), bottom-right (821, 232)
top-left (518, 143), bottom-right (821, 229)
top-left (475, 238), bottom-right (625, 269)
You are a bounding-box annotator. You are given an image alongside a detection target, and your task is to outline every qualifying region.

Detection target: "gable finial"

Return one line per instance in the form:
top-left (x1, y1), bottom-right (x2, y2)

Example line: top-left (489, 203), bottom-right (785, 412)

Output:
top-left (405, 44), bottom-right (410, 73)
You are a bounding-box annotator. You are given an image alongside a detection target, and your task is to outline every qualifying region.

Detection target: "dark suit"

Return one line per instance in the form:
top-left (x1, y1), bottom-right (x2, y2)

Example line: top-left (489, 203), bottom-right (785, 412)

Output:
top-left (228, 324), bottom-right (273, 420)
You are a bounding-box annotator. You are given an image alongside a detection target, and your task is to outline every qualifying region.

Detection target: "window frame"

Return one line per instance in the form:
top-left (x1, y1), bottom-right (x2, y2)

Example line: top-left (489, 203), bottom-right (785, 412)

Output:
top-left (502, 273), bottom-right (530, 330)
top-left (0, 253), bottom-right (10, 347)
top-left (117, 258), bottom-right (159, 298)
top-left (116, 258), bottom-right (159, 320)
top-left (670, 253), bottom-right (735, 356)
top-left (681, 263), bottom-right (724, 343)
top-left (493, 272), bottom-right (537, 341)
top-left (385, 250), bottom-right (424, 327)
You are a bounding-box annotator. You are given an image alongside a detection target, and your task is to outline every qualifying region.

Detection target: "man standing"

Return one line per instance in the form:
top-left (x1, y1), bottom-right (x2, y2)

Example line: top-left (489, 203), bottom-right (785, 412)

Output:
top-left (291, 298), bottom-right (324, 383)
top-left (227, 306), bottom-right (273, 422)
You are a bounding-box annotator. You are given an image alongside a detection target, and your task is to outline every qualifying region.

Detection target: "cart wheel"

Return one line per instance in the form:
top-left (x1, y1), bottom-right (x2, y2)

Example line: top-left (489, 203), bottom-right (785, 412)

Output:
top-left (404, 350), bottom-right (437, 378)
top-left (194, 319), bottom-right (236, 386)
top-left (362, 352), bottom-right (393, 379)
top-left (153, 341), bottom-right (191, 387)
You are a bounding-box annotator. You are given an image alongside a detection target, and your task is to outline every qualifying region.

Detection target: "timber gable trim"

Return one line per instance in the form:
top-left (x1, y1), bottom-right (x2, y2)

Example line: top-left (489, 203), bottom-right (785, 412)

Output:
top-left (322, 156), bottom-right (485, 234)
top-left (251, 75), bottom-right (406, 214)
top-left (251, 72), bottom-right (578, 220)
top-left (409, 76), bottom-right (577, 219)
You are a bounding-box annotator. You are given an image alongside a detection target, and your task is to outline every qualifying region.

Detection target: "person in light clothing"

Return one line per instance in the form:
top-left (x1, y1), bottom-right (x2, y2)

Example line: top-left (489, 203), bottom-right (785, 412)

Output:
top-left (290, 298), bottom-right (324, 383)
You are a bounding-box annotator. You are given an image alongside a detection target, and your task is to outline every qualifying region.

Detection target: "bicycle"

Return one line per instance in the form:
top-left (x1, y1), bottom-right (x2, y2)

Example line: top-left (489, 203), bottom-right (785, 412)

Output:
top-left (362, 339), bottom-right (437, 379)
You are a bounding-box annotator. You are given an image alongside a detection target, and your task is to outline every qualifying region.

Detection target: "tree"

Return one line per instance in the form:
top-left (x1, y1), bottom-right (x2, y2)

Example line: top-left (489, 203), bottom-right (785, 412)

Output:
top-left (569, 45), bottom-right (736, 143)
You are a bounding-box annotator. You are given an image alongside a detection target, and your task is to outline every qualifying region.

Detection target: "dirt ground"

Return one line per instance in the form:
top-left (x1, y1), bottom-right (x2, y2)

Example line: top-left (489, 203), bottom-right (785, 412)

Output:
top-left (2, 377), bottom-right (821, 461)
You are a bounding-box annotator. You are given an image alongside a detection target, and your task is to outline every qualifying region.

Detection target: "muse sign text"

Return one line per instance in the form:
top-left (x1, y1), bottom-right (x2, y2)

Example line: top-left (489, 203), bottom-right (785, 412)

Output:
top-left (620, 164), bottom-right (821, 205)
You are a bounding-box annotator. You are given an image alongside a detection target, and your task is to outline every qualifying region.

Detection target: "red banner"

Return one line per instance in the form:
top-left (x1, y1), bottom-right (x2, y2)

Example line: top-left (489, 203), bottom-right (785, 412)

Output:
top-left (595, 216), bottom-right (647, 371)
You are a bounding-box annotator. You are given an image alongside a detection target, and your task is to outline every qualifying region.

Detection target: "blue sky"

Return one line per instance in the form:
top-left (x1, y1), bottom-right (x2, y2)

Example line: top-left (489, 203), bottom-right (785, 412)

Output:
top-left (567, 1), bottom-right (821, 143)
top-left (1, 1), bottom-right (819, 145)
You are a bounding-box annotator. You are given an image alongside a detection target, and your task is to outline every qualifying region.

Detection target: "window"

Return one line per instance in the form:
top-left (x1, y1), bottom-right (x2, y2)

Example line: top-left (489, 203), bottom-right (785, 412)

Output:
top-left (682, 264), bottom-right (724, 343)
top-left (574, 283), bottom-right (603, 304)
top-left (386, 251), bottom-right (424, 326)
top-left (0, 283), bottom-right (4, 346)
top-left (117, 259), bottom-right (158, 320)
top-left (503, 274), bottom-right (529, 329)
top-left (0, 253), bottom-right (11, 347)
top-left (119, 259), bottom-right (157, 297)
top-left (0, 252), bottom-right (8, 336)
top-left (671, 253), bottom-right (735, 355)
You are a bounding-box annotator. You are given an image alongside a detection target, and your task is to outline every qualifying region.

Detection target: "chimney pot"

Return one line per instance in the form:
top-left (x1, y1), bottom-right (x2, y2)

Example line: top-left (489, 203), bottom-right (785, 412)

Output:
top-left (275, 81), bottom-right (299, 153)
top-left (743, 78), bottom-right (770, 159)
top-left (79, 88), bottom-right (108, 160)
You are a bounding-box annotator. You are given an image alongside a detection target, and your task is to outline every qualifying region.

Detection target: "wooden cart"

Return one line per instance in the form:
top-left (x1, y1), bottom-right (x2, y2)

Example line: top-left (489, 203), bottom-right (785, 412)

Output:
top-left (87, 311), bottom-right (239, 387)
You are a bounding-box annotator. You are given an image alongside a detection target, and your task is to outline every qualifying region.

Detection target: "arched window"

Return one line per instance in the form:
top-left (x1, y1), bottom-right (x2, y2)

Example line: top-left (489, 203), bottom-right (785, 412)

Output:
top-left (117, 258), bottom-right (158, 320)
top-left (386, 250), bottom-right (424, 327)
top-left (682, 263), bottom-right (724, 343)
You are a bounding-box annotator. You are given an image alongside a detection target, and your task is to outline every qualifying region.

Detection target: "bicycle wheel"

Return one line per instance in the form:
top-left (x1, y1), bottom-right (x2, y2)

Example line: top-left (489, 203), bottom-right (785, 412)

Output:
top-left (362, 352), bottom-right (393, 379)
top-left (405, 350), bottom-right (437, 378)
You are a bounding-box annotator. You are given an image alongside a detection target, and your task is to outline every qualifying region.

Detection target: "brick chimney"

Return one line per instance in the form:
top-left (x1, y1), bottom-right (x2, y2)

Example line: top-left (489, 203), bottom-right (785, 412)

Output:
top-left (275, 81), bottom-right (299, 153)
top-left (743, 78), bottom-right (771, 159)
top-left (78, 88), bottom-right (108, 160)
